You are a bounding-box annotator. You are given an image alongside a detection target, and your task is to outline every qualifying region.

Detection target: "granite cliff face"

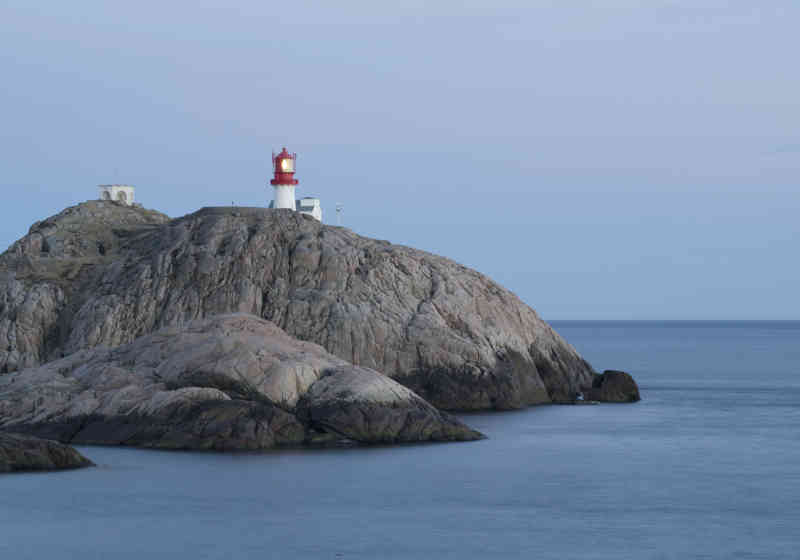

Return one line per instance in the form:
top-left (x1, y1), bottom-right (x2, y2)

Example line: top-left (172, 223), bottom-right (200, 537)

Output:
top-left (0, 201), bottom-right (625, 411)
top-left (0, 314), bottom-right (480, 448)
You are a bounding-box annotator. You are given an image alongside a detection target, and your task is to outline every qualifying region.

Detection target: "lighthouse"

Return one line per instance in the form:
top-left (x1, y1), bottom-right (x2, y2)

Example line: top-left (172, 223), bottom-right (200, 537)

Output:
top-left (270, 148), bottom-right (298, 210)
top-left (269, 147), bottom-right (322, 221)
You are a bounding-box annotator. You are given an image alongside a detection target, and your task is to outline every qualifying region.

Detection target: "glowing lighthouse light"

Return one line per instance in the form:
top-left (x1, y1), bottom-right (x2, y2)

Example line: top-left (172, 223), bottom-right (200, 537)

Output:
top-left (269, 147), bottom-right (322, 222)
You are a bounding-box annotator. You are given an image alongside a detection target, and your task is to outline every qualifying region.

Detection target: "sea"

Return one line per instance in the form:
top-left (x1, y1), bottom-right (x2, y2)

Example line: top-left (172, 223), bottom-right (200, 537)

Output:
top-left (1, 321), bottom-right (798, 559)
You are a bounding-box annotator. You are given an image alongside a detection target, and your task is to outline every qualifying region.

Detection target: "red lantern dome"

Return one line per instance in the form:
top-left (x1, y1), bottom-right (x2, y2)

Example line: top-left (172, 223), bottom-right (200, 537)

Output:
top-left (270, 147), bottom-right (298, 186)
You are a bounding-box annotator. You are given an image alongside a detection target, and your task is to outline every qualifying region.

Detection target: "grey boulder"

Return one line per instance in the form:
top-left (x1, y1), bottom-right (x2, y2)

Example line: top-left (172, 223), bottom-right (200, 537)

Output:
top-left (584, 370), bottom-right (641, 403)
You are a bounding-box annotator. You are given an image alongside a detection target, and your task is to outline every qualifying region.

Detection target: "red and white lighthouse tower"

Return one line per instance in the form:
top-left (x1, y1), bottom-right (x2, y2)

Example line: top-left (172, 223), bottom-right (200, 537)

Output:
top-left (269, 147), bottom-right (322, 221)
top-left (270, 147), bottom-right (298, 210)
top-left (270, 148), bottom-right (322, 222)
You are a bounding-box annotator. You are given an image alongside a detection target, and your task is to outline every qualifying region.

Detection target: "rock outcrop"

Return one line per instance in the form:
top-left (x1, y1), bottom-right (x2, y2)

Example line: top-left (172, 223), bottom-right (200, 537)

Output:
top-left (0, 202), bottom-right (608, 411)
top-left (0, 201), bottom-right (170, 372)
top-left (584, 370), bottom-right (641, 403)
top-left (0, 432), bottom-right (93, 473)
top-left (0, 314), bottom-right (481, 449)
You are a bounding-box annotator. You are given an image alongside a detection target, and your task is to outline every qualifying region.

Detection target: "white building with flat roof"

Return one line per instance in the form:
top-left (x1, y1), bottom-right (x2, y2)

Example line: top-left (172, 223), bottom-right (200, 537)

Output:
top-left (268, 197), bottom-right (323, 222)
top-left (99, 185), bottom-right (135, 206)
top-left (296, 197), bottom-right (322, 222)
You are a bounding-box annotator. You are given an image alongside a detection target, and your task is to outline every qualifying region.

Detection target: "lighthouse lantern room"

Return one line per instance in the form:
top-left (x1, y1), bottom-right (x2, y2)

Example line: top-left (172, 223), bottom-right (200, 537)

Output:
top-left (269, 147), bottom-right (322, 222)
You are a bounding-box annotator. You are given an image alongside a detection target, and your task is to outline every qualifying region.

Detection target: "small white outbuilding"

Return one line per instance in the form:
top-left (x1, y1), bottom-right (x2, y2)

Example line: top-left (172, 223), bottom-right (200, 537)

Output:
top-left (296, 197), bottom-right (322, 222)
top-left (98, 185), bottom-right (135, 206)
top-left (268, 198), bottom-right (323, 222)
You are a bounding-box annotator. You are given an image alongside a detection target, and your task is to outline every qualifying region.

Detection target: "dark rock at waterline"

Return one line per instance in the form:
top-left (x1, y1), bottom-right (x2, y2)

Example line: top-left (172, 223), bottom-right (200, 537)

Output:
top-left (0, 432), bottom-right (94, 473)
top-left (584, 370), bottom-right (641, 403)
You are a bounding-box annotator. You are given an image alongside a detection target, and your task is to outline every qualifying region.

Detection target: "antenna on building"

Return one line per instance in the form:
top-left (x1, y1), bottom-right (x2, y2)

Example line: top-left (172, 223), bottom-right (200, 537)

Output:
top-left (336, 203), bottom-right (344, 226)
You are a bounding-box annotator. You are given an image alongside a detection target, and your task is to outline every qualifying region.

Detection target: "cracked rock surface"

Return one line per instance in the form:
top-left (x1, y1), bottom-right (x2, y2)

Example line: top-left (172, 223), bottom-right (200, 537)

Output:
top-left (0, 202), bottom-right (614, 410)
top-left (0, 314), bottom-right (482, 449)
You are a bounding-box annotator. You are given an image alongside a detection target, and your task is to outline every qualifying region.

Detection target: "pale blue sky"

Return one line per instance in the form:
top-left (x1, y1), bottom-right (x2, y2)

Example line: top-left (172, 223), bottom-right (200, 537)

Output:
top-left (1, 1), bottom-right (798, 319)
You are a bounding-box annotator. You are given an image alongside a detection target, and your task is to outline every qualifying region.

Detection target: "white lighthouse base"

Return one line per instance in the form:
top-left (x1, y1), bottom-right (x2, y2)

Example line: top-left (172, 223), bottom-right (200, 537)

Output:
top-left (273, 185), bottom-right (296, 210)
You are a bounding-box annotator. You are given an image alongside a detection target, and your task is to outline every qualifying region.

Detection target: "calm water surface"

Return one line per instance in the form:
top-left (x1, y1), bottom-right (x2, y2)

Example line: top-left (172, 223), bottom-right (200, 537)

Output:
top-left (2, 321), bottom-right (799, 559)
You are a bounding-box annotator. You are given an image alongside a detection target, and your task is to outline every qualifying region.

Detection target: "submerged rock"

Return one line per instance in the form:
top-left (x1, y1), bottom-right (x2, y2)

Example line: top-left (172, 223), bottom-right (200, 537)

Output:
top-left (0, 432), bottom-right (93, 473)
top-left (584, 370), bottom-right (641, 403)
top-left (0, 314), bottom-right (482, 450)
top-left (0, 203), bottom-right (615, 410)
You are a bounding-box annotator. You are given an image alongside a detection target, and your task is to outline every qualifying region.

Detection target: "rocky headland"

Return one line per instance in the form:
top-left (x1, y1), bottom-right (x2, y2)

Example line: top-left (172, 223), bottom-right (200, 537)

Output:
top-left (0, 201), bottom-right (639, 452)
